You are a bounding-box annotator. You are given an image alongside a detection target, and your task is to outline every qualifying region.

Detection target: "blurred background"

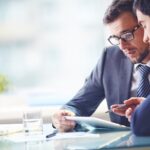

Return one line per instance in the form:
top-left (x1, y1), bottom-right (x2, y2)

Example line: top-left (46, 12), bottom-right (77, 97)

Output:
top-left (0, 0), bottom-right (112, 123)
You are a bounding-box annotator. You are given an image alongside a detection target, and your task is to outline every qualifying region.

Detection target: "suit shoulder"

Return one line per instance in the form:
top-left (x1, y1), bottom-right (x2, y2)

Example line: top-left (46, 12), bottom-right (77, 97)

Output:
top-left (104, 46), bottom-right (125, 58)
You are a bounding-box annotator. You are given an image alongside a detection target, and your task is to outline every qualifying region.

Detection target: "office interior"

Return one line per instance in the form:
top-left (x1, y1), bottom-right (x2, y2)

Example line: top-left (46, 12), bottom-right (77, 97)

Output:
top-left (0, 0), bottom-right (111, 124)
top-left (1, 1), bottom-right (150, 150)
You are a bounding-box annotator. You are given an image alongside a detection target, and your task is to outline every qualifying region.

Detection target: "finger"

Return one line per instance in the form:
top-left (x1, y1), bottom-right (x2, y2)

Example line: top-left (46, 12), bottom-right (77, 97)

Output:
top-left (51, 110), bottom-right (76, 132)
top-left (55, 116), bottom-right (76, 131)
top-left (125, 108), bottom-right (132, 119)
top-left (112, 108), bottom-right (126, 116)
top-left (61, 110), bottom-right (75, 117)
top-left (57, 120), bottom-right (76, 132)
top-left (61, 118), bottom-right (75, 126)
top-left (111, 104), bottom-right (122, 109)
top-left (54, 122), bottom-right (75, 132)
top-left (59, 124), bottom-right (75, 132)
top-left (125, 108), bottom-right (132, 122)
top-left (124, 97), bottom-right (144, 105)
top-left (128, 116), bottom-right (131, 122)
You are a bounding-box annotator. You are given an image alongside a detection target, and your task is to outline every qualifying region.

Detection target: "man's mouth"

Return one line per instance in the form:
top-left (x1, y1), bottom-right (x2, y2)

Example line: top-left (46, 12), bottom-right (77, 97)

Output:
top-left (125, 49), bottom-right (136, 56)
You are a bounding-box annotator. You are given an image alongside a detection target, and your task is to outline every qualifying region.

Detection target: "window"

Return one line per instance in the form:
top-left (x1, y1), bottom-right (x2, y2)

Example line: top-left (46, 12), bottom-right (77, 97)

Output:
top-left (0, 0), bottom-right (111, 106)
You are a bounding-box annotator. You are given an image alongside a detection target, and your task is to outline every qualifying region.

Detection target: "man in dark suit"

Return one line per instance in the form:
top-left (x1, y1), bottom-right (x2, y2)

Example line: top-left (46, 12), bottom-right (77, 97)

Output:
top-left (131, 0), bottom-right (150, 136)
top-left (130, 96), bottom-right (150, 136)
top-left (51, 0), bottom-right (150, 132)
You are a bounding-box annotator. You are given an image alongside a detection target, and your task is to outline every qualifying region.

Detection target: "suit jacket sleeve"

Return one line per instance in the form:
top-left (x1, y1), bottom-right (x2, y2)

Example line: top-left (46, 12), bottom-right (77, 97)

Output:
top-left (62, 46), bottom-right (132, 127)
top-left (62, 47), bottom-right (106, 116)
top-left (131, 95), bottom-right (150, 136)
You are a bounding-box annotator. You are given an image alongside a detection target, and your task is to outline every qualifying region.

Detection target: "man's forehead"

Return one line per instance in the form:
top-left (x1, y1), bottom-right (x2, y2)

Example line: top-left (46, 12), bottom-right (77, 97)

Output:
top-left (106, 14), bottom-right (138, 35)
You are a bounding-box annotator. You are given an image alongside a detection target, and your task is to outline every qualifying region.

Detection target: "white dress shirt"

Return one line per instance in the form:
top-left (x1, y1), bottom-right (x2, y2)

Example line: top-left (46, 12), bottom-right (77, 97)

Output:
top-left (130, 61), bottom-right (150, 97)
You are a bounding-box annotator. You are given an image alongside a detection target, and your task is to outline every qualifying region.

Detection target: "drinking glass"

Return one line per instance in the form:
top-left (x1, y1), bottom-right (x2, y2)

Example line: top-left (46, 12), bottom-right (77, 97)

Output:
top-left (23, 109), bottom-right (43, 135)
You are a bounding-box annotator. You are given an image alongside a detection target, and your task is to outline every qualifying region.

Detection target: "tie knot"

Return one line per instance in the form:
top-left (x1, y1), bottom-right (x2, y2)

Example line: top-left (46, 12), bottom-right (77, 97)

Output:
top-left (138, 65), bottom-right (150, 77)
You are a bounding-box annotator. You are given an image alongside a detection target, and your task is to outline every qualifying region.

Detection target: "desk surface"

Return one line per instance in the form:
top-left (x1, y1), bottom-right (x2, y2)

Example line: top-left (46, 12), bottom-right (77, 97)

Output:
top-left (0, 124), bottom-right (150, 150)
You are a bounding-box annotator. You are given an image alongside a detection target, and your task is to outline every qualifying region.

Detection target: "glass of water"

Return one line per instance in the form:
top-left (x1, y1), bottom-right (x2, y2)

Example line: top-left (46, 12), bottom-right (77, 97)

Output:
top-left (23, 109), bottom-right (43, 135)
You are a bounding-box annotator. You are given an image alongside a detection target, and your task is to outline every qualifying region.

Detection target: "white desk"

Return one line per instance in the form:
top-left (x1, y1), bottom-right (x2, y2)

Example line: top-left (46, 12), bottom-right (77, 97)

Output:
top-left (0, 124), bottom-right (150, 150)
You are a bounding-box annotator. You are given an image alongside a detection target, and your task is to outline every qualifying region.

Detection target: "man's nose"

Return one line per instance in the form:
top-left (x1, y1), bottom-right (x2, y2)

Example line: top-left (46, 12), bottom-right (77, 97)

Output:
top-left (118, 39), bottom-right (129, 50)
top-left (143, 32), bottom-right (149, 44)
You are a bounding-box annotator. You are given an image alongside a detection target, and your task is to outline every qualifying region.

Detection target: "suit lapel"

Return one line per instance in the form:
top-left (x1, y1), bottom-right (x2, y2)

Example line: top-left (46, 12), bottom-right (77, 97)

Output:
top-left (119, 57), bottom-right (133, 103)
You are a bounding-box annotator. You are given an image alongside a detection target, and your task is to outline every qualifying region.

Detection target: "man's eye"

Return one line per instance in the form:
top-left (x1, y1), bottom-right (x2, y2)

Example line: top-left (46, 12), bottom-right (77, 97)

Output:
top-left (121, 33), bottom-right (132, 40)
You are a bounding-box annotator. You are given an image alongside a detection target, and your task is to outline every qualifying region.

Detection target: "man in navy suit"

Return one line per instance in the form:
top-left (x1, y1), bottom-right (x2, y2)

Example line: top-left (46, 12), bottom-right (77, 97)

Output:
top-left (51, 0), bottom-right (150, 132)
top-left (130, 96), bottom-right (150, 136)
top-left (131, 0), bottom-right (150, 136)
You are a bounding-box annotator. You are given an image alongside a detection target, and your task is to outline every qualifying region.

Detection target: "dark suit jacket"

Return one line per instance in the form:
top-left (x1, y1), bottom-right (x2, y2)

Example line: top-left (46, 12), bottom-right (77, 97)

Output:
top-left (63, 46), bottom-right (133, 126)
top-left (131, 95), bottom-right (150, 136)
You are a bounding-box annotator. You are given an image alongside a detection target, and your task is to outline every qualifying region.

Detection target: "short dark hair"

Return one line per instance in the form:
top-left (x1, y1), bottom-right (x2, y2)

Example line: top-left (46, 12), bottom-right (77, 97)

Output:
top-left (103, 0), bottom-right (137, 24)
top-left (133, 0), bottom-right (150, 16)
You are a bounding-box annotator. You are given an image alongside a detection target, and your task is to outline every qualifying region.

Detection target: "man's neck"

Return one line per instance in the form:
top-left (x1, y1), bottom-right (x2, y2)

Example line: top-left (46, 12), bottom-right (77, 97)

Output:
top-left (139, 48), bottom-right (150, 64)
top-left (142, 54), bottom-right (150, 64)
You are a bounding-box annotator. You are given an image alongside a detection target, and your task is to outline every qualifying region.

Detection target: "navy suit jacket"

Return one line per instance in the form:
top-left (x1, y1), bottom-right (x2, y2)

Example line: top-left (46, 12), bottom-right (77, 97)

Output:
top-left (63, 46), bottom-right (133, 126)
top-left (131, 95), bottom-right (150, 136)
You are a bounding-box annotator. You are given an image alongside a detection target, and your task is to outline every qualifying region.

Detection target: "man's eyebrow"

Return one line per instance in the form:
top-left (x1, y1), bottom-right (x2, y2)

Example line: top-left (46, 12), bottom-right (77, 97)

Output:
top-left (116, 28), bottom-right (133, 36)
top-left (121, 25), bottom-right (139, 34)
top-left (110, 30), bottom-right (128, 37)
top-left (110, 27), bottom-right (133, 37)
top-left (120, 29), bottom-right (131, 34)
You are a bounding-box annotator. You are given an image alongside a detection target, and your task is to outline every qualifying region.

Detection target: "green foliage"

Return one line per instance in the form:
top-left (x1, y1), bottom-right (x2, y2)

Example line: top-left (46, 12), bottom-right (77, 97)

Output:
top-left (0, 74), bottom-right (9, 93)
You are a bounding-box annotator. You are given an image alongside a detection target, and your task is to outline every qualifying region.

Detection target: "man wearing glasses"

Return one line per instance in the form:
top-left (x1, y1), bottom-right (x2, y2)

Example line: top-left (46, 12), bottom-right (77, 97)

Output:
top-left (51, 0), bottom-right (150, 132)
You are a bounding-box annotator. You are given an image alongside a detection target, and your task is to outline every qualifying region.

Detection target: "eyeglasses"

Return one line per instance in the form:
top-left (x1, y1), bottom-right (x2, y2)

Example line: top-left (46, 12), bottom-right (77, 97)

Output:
top-left (108, 25), bottom-right (141, 45)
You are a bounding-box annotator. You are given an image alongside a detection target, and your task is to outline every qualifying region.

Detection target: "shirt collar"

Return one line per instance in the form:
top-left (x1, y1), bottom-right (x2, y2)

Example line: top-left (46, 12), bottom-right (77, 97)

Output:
top-left (134, 60), bottom-right (150, 71)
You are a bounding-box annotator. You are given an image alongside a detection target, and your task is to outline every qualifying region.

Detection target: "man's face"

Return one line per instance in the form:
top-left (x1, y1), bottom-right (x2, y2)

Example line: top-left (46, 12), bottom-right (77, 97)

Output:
top-left (136, 10), bottom-right (150, 44)
top-left (107, 12), bottom-right (149, 64)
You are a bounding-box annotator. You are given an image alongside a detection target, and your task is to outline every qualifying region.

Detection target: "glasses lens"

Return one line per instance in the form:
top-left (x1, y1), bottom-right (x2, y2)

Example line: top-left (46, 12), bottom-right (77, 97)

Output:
top-left (108, 36), bottom-right (119, 45)
top-left (121, 32), bottom-right (133, 41)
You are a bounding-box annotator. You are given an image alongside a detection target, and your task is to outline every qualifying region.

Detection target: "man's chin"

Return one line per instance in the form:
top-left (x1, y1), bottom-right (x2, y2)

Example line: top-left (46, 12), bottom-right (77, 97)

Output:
top-left (126, 49), bottom-right (150, 63)
top-left (130, 59), bottom-right (138, 64)
top-left (127, 56), bottom-right (138, 64)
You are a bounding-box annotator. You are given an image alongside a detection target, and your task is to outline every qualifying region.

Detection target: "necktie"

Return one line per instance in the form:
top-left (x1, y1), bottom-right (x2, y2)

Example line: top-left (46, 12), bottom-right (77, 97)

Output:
top-left (137, 65), bottom-right (150, 97)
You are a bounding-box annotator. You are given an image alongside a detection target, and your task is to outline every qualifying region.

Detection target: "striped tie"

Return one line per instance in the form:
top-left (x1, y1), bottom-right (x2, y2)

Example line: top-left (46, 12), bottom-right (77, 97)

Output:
top-left (137, 65), bottom-right (150, 97)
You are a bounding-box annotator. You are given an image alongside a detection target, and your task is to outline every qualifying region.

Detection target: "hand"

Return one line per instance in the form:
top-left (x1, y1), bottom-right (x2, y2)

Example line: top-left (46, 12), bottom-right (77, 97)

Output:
top-left (111, 97), bottom-right (145, 118)
top-left (124, 97), bottom-right (145, 122)
top-left (51, 109), bottom-right (76, 132)
top-left (110, 104), bottom-right (129, 116)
